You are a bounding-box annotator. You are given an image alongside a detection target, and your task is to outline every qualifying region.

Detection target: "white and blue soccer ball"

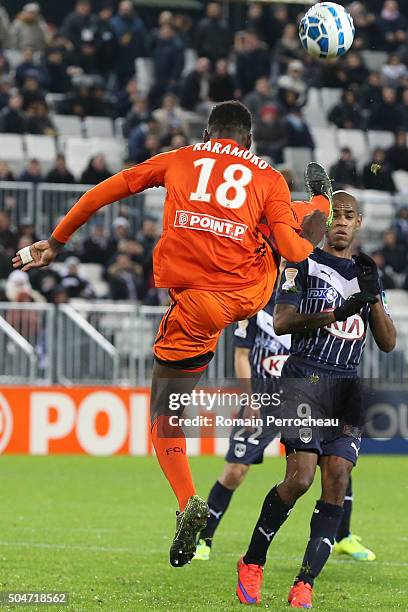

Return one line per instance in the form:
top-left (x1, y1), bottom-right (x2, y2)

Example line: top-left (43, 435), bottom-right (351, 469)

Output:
top-left (299, 2), bottom-right (355, 60)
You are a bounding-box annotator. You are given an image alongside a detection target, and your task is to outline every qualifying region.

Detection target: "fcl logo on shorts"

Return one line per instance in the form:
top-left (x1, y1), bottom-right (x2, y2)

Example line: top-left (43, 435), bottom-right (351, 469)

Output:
top-left (174, 210), bottom-right (247, 241)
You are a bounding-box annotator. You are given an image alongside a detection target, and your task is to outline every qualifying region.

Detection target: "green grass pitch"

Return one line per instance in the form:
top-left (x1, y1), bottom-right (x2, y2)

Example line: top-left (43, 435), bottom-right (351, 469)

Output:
top-left (0, 455), bottom-right (407, 611)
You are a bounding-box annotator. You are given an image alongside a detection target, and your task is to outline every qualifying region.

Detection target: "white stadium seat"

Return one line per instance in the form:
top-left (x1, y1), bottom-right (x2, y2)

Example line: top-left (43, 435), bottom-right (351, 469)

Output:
top-left (65, 137), bottom-right (93, 178)
top-left (25, 135), bottom-right (56, 171)
top-left (304, 88), bottom-right (327, 128)
top-left (135, 58), bottom-right (154, 95)
top-left (90, 138), bottom-right (124, 173)
top-left (84, 116), bottom-right (114, 138)
top-left (367, 130), bottom-right (395, 151)
top-left (0, 134), bottom-right (25, 174)
top-left (311, 127), bottom-right (339, 168)
top-left (284, 147), bottom-right (313, 189)
top-left (321, 88), bottom-right (342, 114)
top-left (53, 114), bottom-right (83, 137)
top-left (337, 129), bottom-right (369, 166)
top-left (393, 171), bottom-right (408, 193)
top-left (361, 50), bottom-right (389, 72)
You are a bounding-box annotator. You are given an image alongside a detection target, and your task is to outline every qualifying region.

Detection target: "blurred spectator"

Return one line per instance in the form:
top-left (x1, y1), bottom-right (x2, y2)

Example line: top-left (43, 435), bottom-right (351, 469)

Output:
top-left (278, 60), bottom-right (307, 106)
top-left (49, 286), bottom-right (70, 304)
top-left (25, 100), bottom-right (56, 135)
top-left (381, 228), bottom-right (406, 273)
top-left (0, 3), bottom-right (9, 48)
top-left (81, 155), bottom-right (111, 184)
top-left (58, 79), bottom-right (113, 118)
top-left (91, 2), bottom-right (117, 79)
top-left (82, 224), bottom-right (112, 265)
top-left (208, 59), bottom-right (236, 103)
top-left (370, 251), bottom-right (396, 289)
top-left (362, 148), bottom-right (396, 192)
top-left (0, 94), bottom-right (26, 133)
top-left (253, 104), bottom-right (287, 163)
top-left (128, 116), bottom-right (161, 163)
top-left (180, 57), bottom-right (210, 111)
top-left (330, 148), bottom-right (361, 188)
top-left (367, 86), bottom-right (404, 131)
top-left (360, 71), bottom-right (383, 109)
top-left (111, 0), bottom-right (147, 86)
top-left (5, 269), bottom-right (45, 303)
top-left (60, 256), bottom-right (95, 298)
top-left (116, 78), bottom-right (139, 118)
top-left (328, 90), bottom-right (362, 129)
top-left (168, 133), bottom-right (188, 150)
top-left (150, 23), bottom-right (184, 106)
top-left (0, 161), bottom-right (14, 181)
top-left (123, 94), bottom-right (149, 137)
top-left (0, 210), bottom-right (17, 259)
top-left (29, 266), bottom-right (62, 302)
top-left (392, 206), bottom-right (408, 243)
top-left (268, 4), bottom-right (289, 49)
top-left (244, 77), bottom-right (275, 120)
top-left (18, 217), bottom-right (38, 243)
top-left (376, 0), bottom-right (407, 51)
top-left (246, 3), bottom-right (269, 43)
top-left (110, 217), bottom-right (130, 251)
top-left (61, 0), bottom-right (92, 50)
top-left (19, 159), bottom-right (43, 183)
top-left (20, 72), bottom-right (46, 111)
top-left (401, 88), bottom-right (408, 129)
top-left (195, 3), bottom-right (231, 65)
top-left (235, 31), bottom-right (270, 96)
top-left (152, 93), bottom-right (188, 139)
top-left (46, 154), bottom-right (75, 184)
top-left (381, 53), bottom-right (408, 85)
top-left (336, 52), bottom-right (369, 88)
top-left (387, 131), bottom-right (408, 170)
top-left (106, 253), bottom-right (143, 300)
top-left (43, 47), bottom-right (71, 94)
top-left (274, 24), bottom-right (304, 73)
top-left (15, 47), bottom-right (46, 88)
top-left (137, 216), bottom-right (159, 255)
top-left (9, 3), bottom-right (48, 52)
top-left (285, 108), bottom-right (314, 149)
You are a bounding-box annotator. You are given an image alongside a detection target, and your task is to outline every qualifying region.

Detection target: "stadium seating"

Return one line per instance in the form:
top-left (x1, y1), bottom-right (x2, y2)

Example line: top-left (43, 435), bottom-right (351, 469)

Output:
top-left (53, 114), bottom-right (83, 138)
top-left (0, 133), bottom-right (25, 174)
top-left (321, 88), bottom-right (343, 114)
top-left (25, 135), bottom-right (57, 172)
top-left (337, 129), bottom-right (369, 166)
top-left (304, 88), bottom-right (327, 128)
top-left (284, 147), bottom-right (313, 188)
top-left (393, 171), bottom-right (408, 193)
top-left (84, 117), bottom-right (115, 138)
top-left (367, 130), bottom-right (395, 151)
top-left (65, 137), bottom-right (94, 178)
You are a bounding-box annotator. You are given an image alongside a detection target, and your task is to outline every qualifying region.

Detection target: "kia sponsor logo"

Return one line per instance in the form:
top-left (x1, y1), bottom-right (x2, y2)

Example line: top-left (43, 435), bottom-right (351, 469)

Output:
top-left (174, 210), bottom-right (247, 241)
top-left (325, 313), bottom-right (365, 340)
top-left (262, 354), bottom-right (289, 377)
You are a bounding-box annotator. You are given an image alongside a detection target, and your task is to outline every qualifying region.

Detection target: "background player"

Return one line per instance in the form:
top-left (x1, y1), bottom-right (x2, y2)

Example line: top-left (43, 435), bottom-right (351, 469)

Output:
top-left (236, 190), bottom-right (396, 607)
top-left (12, 101), bottom-right (329, 568)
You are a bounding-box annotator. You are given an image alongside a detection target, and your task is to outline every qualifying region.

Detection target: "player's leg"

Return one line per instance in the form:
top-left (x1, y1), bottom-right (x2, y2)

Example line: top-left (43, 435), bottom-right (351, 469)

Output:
top-left (195, 463), bottom-right (250, 560)
top-left (334, 475), bottom-right (376, 561)
top-left (288, 454), bottom-right (352, 609)
top-left (236, 451), bottom-right (318, 605)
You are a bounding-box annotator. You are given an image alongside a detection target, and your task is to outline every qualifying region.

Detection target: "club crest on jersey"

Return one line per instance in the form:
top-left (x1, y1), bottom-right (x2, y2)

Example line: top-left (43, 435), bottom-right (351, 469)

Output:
top-left (325, 313), bottom-right (365, 340)
top-left (299, 427), bottom-right (313, 443)
top-left (262, 354), bottom-right (289, 377)
top-left (308, 287), bottom-right (338, 303)
top-left (282, 268), bottom-right (298, 291)
top-left (234, 443), bottom-right (247, 458)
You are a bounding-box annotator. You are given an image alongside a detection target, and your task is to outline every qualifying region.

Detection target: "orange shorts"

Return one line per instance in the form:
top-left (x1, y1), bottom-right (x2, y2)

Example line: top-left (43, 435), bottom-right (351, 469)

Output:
top-left (153, 252), bottom-right (276, 369)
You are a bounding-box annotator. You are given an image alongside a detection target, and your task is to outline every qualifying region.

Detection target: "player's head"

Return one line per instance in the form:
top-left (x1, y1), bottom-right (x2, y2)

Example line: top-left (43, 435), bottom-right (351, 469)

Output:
top-left (204, 101), bottom-right (252, 149)
top-left (325, 191), bottom-right (362, 251)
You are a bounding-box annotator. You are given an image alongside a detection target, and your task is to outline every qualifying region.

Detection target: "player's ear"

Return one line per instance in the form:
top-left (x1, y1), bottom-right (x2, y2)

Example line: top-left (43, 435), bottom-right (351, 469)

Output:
top-left (203, 129), bottom-right (210, 143)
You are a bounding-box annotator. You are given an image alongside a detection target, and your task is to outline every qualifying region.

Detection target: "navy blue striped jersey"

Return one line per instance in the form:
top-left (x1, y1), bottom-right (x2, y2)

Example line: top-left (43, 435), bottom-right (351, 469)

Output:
top-left (276, 248), bottom-right (387, 374)
top-left (233, 294), bottom-right (291, 379)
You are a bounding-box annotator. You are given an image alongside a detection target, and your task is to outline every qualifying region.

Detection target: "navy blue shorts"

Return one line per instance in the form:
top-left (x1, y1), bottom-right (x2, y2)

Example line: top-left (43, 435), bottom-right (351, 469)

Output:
top-left (280, 358), bottom-right (363, 466)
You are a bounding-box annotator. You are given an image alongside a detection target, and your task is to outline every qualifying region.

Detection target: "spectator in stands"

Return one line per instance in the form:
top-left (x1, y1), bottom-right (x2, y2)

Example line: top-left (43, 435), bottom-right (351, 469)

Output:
top-left (330, 147), bottom-right (361, 188)
top-left (80, 154), bottom-right (111, 184)
top-left (74, 39), bottom-right (99, 76)
top-left (137, 216), bottom-right (159, 256)
top-left (362, 148), bottom-right (396, 192)
top-left (5, 269), bottom-right (45, 303)
top-left (0, 210), bottom-right (17, 259)
top-left (106, 253), bottom-right (144, 301)
top-left (46, 154), bottom-right (75, 184)
top-left (15, 47), bottom-right (46, 89)
top-left (9, 3), bottom-right (48, 53)
top-left (376, 0), bottom-right (407, 51)
top-left (25, 100), bottom-right (56, 135)
top-left (0, 93), bottom-right (26, 133)
top-left (370, 251), bottom-right (396, 289)
top-left (235, 31), bottom-right (270, 96)
top-left (128, 116), bottom-right (161, 163)
top-left (274, 24), bottom-right (304, 73)
top-left (18, 217), bottom-right (38, 243)
top-left (150, 23), bottom-right (184, 107)
top-left (111, 0), bottom-right (147, 86)
top-left (244, 77), bottom-right (275, 120)
top-left (29, 266), bottom-right (62, 302)
top-left (381, 228), bottom-right (407, 274)
top-left (392, 206), bottom-right (408, 243)
top-left (381, 53), bottom-right (408, 85)
top-left (360, 71), bottom-right (383, 109)
top-left (49, 286), bottom-right (70, 304)
top-left (60, 256), bottom-right (95, 299)
top-left (337, 52), bottom-right (369, 88)
top-left (278, 60), bottom-right (307, 107)
top-left (20, 72), bottom-right (46, 111)
top-left (0, 2), bottom-right (9, 48)
top-left (109, 216), bottom-right (130, 251)
top-left (91, 2), bottom-right (117, 80)
top-left (268, 4), bottom-right (289, 49)
top-left (19, 159), bottom-right (43, 183)
top-left (180, 57), bottom-right (210, 111)
top-left (253, 104), bottom-right (287, 163)
top-left (285, 107), bottom-right (314, 149)
top-left (208, 59), bottom-right (236, 103)
top-left (327, 89), bottom-right (362, 129)
top-left (195, 3), bottom-right (231, 66)
top-left (168, 132), bottom-right (189, 150)
top-left (43, 47), bottom-right (71, 94)
top-left (61, 0), bottom-right (92, 50)
top-left (152, 93), bottom-right (188, 139)
top-left (387, 130), bottom-right (408, 170)
top-left (246, 3), bottom-right (269, 44)
top-left (367, 86), bottom-right (404, 131)
top-left (123, 94), bottom-right (149, 137)
top-left (348, 2), bottom-right (376, 48)
top-left (82, 224), bottom-right (112, 265)
top-left (401, 88), bottom-right (408, 129)
top-left (0, 161), bottom-right (14, 181)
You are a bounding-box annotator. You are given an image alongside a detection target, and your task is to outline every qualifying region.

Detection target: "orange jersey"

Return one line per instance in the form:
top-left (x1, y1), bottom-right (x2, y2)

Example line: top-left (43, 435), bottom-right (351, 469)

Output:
top-left (52, 139), bottom-right (325, 291)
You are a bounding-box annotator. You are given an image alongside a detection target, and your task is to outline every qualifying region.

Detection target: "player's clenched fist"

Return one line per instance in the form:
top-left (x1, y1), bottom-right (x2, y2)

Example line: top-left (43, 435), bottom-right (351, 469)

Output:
top-left (12, 237), bottom-right (62, 272)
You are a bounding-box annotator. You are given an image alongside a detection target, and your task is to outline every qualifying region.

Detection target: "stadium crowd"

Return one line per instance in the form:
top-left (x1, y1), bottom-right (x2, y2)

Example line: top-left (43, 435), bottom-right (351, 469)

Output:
top-left (0, 0), bottom-right (407, 303)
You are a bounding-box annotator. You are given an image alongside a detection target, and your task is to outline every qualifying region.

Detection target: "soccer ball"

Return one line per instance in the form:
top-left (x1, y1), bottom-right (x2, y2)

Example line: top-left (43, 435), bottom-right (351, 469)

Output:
top-left (299, 2), bottom-right (355, 60)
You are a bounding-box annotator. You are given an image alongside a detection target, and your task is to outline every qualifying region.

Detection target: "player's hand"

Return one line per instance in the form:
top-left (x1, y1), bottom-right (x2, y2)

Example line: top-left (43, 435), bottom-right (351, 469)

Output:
top-left (334, 291), bottom-right (378, 322)
top-left (12, 239), bottom-right (60, 272)
top-left (300, 210), bottom-right (327, 246)
top-left (353, 252), bottom-right (381, 296)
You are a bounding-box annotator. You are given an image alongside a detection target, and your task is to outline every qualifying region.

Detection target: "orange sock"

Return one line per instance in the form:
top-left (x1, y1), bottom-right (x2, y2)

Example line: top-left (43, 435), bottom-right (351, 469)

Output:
top-left (151, 415), bottom-right (196, 511)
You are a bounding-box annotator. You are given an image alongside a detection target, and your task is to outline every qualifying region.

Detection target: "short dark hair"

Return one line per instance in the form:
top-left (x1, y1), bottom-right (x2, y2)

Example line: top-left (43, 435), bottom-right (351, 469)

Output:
top-left (208, 101), bottom-right (252, 134)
